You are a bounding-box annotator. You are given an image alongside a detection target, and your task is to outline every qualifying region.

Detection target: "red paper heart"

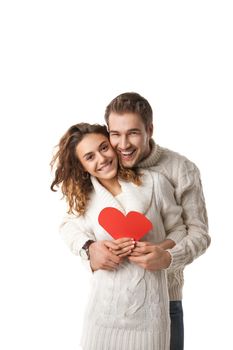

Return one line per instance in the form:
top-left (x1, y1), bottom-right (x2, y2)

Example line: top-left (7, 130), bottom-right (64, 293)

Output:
top-left (98, 207), bottom-right (153, 240)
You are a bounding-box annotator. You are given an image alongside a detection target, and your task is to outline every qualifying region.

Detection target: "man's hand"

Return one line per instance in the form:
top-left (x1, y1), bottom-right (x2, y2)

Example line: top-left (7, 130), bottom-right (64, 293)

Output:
top-left (89, 240), bottom-right (124, 272)
top-left (128, 241), bottom-right (172, 271)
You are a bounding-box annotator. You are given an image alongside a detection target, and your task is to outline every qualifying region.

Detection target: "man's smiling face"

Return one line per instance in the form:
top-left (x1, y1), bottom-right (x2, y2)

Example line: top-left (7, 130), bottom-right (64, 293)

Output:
top-left (108, 112), bottom-right (153, 168)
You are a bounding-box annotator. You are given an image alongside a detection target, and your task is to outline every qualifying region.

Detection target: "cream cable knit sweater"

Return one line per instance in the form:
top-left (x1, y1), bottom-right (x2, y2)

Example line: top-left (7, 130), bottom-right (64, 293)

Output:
top-left (60, 170), bottom-right (186, 350)
top-left (137, 140), bottom-right (211, 300)
top-left (60, 141), bottom-right (210, 301)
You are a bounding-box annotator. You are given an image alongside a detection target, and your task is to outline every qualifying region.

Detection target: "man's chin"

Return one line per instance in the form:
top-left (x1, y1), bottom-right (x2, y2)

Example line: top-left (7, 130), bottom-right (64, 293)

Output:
top-left (120, 158), bottom-right (137, 169)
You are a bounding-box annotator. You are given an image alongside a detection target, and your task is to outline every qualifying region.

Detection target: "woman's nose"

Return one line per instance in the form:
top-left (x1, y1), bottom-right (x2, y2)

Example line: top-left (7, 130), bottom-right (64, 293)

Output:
top-left (97, 152), bottom-right (107, 163)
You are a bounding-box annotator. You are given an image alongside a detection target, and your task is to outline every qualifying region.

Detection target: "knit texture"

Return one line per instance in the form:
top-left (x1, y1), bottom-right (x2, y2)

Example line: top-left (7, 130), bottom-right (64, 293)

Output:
top-left (137, 140), bottom-right (210, 300)
top-left (60, 141), bottom-right (210, 302)
top-left (60, 170), bottom-right (187, 350)
top-left (80, 261), bottom-right (170, 350)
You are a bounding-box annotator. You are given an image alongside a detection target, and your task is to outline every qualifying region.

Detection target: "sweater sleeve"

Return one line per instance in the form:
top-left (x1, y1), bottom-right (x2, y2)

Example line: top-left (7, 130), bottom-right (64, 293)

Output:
top-left (157, 173), bottom-right (187, 244)
top-left (59, 213), bottom-right (96, 256)
top-left (167, 160), bottom-right (211, 270)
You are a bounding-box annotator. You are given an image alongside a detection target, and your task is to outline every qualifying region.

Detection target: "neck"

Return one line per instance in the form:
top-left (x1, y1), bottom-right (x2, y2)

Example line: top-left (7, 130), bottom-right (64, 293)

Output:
top-left (137, 140), bottom-right (162, 168)
top-left (98, 176), bottom-right (122, 196)
top-left (145, 143), bottom-right (152, 158)
top-left (140, 141), bottom-right (152, 162)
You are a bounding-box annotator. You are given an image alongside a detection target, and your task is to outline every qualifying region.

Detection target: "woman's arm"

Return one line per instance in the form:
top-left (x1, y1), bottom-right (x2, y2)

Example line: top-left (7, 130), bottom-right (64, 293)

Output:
top-left (60, 214), bottom-right (130, 271)
top-left (59, 214), bottom-right (96, 256)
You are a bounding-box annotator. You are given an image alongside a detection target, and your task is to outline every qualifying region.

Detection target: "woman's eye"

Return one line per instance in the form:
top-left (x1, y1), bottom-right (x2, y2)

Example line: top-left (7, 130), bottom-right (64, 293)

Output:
top-left (86, 155), bottom-right (94, 161)
top-left (101, 144), bottom-right (109, 151)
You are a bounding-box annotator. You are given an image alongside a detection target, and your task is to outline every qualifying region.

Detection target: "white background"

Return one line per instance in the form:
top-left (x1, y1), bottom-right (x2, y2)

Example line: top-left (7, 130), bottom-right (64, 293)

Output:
top-left (0, 1), bottom-right (232, 349)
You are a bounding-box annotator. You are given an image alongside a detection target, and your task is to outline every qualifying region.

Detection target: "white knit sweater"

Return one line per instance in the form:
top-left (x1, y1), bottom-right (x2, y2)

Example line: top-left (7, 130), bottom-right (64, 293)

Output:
top-left (60, 141), bottom-right (210, 301)
top-left (60, 170), bottom-right (186, 350)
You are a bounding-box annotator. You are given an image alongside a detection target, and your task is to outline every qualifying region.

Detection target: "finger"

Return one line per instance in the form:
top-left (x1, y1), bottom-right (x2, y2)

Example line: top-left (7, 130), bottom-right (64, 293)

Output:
top-left (104, 240), bottom-right (120, 250)
top-left (109, 250), bottom-right (129, 258)
top-left (111, 240), bottom-right (135, 251)
top-left (118, 249), bottom-right (133, 258)
top-left (113, 237), bottom-right (135, 244)
top-left (101, 266), bottom-right (116, 271)
top-left (113, 244), bottom-right (135, 255)
top-left (99, 248), bottom-right (122, 263)
top-left (134, 241), bottom-right (151, 247)
top-left (116, 241), bottom-right (136, 250)
top-left (131, 246), bottom-right (152, 254)
top-left (107, 251), bottom-right (123, 264)
top-left (110, 243), bottom-right (134, 253)
top-left (129, 251), bottom-right (145, 257)
top-left (109, 248), bottom-right (121, 256)
top-left (103, 261), bottom-right (120, 270)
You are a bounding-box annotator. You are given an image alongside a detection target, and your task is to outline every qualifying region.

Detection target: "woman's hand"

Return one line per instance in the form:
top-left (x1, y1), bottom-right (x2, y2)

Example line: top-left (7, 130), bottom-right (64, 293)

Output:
top-left (109, 238), bottom-right (135, 257)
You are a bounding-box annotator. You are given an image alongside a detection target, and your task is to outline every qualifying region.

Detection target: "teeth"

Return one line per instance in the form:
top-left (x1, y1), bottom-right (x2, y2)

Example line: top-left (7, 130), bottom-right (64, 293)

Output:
top-left (121, 150), bottom-right (134, 156)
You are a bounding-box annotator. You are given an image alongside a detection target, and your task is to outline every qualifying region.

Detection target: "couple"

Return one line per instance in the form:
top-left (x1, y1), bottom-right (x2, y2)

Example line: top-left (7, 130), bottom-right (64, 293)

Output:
top-left (51, 92), bottom-right (210, 350)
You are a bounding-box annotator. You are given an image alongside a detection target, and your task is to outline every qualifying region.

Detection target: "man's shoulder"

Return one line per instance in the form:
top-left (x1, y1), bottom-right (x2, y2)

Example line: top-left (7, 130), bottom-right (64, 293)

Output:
top-left (158, 146), bottom-right (198, 171)
top-left (160, 146), bottom-right (190, 163)
top-left (138, 141), bottom-right (196, 170)
top-left (148, 146), bottom-right (200, 189)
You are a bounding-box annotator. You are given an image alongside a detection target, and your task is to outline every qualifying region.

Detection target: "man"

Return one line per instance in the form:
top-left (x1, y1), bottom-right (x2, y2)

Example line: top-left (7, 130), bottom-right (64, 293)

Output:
top-left (60, 92), bottom-right (210, 350)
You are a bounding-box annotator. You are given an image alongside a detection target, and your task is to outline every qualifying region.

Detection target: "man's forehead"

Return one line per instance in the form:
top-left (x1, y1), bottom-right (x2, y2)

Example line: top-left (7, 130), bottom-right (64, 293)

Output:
top-left (108, 112), bottom-right (144, 131)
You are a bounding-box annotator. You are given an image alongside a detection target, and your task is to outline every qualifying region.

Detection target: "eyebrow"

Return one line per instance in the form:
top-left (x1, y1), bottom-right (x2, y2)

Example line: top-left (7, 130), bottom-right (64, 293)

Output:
top-left (83, 141), bottom-right (108, 158)
top-left (83, 151), bottom-right (93, 159)
top-left (109, 128), bottom-right (141, 133)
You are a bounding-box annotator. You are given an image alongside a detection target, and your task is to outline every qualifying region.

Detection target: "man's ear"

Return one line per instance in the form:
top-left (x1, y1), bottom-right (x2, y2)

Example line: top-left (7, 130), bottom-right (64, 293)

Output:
top-left (147, 123), bottom-right (153, 138)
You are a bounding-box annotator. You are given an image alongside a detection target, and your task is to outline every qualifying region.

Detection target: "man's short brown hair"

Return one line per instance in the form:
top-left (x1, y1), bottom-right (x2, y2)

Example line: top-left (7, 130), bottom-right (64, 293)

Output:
top-left (104, 92), bottom-right (153, 128)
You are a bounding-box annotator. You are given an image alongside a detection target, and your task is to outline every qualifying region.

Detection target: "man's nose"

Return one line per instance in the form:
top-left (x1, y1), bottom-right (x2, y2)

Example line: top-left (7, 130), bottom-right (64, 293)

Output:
top-left (119, 136), bottom-right (130, 149)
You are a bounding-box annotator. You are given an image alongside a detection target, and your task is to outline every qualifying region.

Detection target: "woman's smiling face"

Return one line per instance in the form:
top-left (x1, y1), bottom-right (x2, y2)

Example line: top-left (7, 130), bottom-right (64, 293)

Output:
top-left (76, 133), bottom-right (118, 181)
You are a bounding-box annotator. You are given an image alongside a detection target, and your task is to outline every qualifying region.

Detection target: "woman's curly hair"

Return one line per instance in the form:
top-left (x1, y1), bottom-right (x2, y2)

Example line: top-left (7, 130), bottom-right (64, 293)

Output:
top-left (50, 123), bottom-right (141, 215)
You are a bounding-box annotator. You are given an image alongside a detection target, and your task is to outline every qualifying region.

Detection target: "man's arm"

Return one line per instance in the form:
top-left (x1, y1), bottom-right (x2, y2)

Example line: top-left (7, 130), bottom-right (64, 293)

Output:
top-left (131, 159), bottom-right (211, 271)
top-left (60, 214), bottom-right (133, 272)
top-left (166, 160), bottom-right (211, 269)
top-left (129, 174), bottom-right (187, 270)
top-left (89, 238), bottom-right (135, 271)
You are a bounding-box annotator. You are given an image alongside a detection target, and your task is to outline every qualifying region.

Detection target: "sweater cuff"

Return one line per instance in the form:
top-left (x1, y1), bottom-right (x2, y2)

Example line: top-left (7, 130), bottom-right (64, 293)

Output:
top-left (165, 250), bottom-right (173, 270)
top-left (78, 236), bottom-right (93, 256)
top-left (166, 244), bottom-right (187, 270)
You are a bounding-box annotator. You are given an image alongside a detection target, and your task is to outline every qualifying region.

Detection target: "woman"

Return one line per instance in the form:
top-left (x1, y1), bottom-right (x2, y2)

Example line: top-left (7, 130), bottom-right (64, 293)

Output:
top-left (51, 123), bottom-right (186, 350)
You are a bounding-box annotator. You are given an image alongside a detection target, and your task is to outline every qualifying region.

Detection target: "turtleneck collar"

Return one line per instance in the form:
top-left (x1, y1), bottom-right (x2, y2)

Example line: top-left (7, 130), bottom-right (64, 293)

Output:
top-left (137, 139), bottom-right (163, 168)
top-left (89, 170), bottom-right (154, 215)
